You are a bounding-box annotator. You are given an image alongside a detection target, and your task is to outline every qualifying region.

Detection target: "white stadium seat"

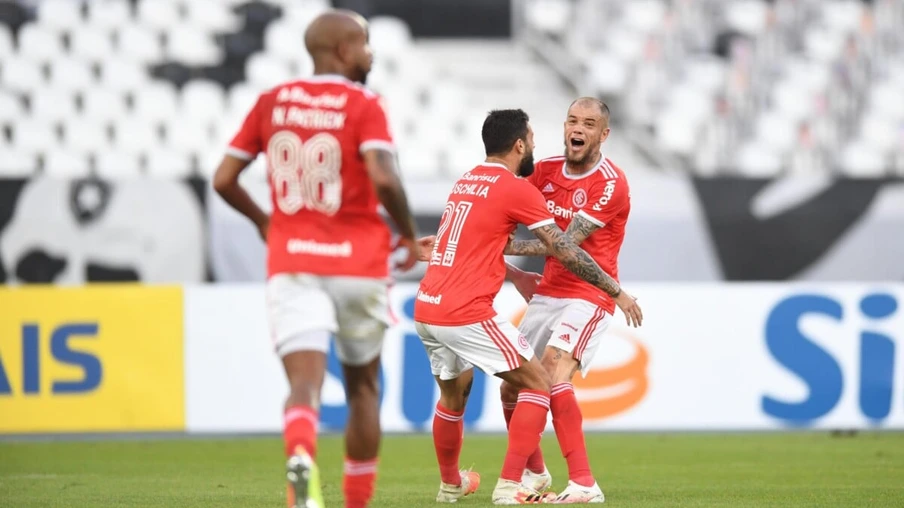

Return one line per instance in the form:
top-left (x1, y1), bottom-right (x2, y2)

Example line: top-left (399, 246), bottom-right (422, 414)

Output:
top-left (368, 16), bottom-right (413, 60)
top-left (736, 141), bottom-right (783, 177)
top-left (37, 0), bottom-right (84, 31)
top-left (30, 89), bottom-right (78, 123)
top-left (70, 28), bottom-right (117, 62)
top-left (17, 25), bottom-right (64, 61)
top-left (137, 0), bottom-right (182, 31)
top-left (840, 141), bottom-right (888, 177)
top-left (181, 80), bottom-right (227, 124)
top-left (48, 59), bottom-right (96, 91)
top-left (12, 120), bottom-right (59, 154)
top-left (99, 59), bottom-right (149, 91)
top-left (132, 83), bottom-right (179, 122)
top-left (95, 151), bottom-right (143, 178)
top-left (146, 150), bottom-right (193, 178)
top-left (1, 57), bottom-right (45, 92)
top-left (264, 20), bottom-right (305, 62)
top-left (858, 114), bottom-right (898, 153)
top-left (43, 151), bottom-right (90, 178)
top-left (62, 120), bottom-right (110, 153)
top-left (587, 52), bottom-right (629, 95)
top-left (82, 88), bottom-right (129, 123)
top-left (113, 119), bottom-right (161, 154)
top-left (725, 0), bottom-right (769, 36)
top-left (165, 27), bottom-right (222, 67)
top-left (868, 82), bottom-right (904, 121)
top-left (88, 0), bottom-right (132, 30)
top-left (228, 83), bottom-right (265, 118)
top-left (754, 111), bottom-right (798, 154)
top-left (117, 25), bottom-right (164, 64)
top-left (184, 0), bottom-right (241, 32)
top-left (621, 0), bottom-right (667, 33)
top-left (526, 0), bottom-right (571, 35)
top-left (0, 25), bottom-right (13, 59)
top-left (821, 0), bottom-right (865, 34)
top-left (0, 91), bottom-right (25, 123)
top-left (245, 54), bottom-right (294, 89)
top-left (164, 120), bottom-right (214, 154)
top-left (0, 150), bottom-right (38, 177)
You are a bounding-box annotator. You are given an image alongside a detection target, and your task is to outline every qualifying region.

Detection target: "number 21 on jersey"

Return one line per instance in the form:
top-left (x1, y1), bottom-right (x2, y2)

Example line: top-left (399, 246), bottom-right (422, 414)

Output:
top-left (430, 200), bottom-right (473, 267)
top-left (267, 130), bottom-right (342, 216)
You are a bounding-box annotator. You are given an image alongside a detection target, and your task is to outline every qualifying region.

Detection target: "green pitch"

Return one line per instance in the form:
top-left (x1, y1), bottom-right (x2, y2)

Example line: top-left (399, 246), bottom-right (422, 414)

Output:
top-left (1, 432), bottom-right (902, 507)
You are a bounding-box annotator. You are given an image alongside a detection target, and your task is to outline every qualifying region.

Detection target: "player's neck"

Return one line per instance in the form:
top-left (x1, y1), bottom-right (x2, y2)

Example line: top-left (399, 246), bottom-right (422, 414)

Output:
top-left (312, 64), bottom-right (351, 81)
top-left (485, 156), bottom-right (518, 175)
top-left (565, 151), bottom-right (602, 175)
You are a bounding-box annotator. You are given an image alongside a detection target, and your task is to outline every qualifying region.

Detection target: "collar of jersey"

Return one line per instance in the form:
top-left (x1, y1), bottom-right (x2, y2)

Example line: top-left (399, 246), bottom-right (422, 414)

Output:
top-left (478, 162), bottom-right (508, 171)
top-left (560, 152), bottom-right (605, 180)
top-left (304, 74), bottom-right (353, 84)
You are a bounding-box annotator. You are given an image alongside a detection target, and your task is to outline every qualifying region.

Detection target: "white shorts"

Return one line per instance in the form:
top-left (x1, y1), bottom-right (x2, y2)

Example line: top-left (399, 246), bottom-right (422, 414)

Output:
top-left (519, 295), bottom-right (612, 377)
top-left (415, 317), bottom-right (535, 381)
top-left (266, 273), bottom-right (390, 365)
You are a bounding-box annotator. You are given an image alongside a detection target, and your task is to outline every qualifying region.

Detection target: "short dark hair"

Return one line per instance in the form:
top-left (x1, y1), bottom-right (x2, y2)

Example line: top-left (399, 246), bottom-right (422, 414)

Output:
top-left (482, 109), bottom-right (530, 156)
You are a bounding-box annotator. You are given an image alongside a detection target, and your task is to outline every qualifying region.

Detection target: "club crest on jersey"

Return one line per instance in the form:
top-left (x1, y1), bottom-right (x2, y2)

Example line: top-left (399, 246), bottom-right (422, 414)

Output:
top-left (573, 188), bottom-right (587, 208)
top-left (542, 183), bottom-right (554, 193)
top-left (518, 334), bottom-right (530, 350)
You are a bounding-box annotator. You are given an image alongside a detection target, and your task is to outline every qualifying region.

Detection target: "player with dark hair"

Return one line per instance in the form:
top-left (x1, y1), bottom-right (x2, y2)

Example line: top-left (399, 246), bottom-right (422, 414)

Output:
top-left (213, 10), bottom-right (421, 508)
top-left (500, 97), bottom-right (633, 503)
top-left (414, 108), bottom-right (642, 505)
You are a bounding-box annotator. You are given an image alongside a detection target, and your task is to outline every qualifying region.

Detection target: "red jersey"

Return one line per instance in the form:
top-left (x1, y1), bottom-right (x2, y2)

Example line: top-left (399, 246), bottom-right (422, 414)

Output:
top-left (415, 163), bottom-right (555, 326)
top-left (527, 155), bottom-right (631, 314)
top-left (227, 75), bottom-right (395, 279)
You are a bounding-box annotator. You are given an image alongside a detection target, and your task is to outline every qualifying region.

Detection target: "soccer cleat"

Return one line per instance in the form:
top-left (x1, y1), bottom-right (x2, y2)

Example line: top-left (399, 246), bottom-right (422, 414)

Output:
top-left (521, 467), bottom-right (553, 493)
top-left (286, 446), bottom-right (324, 508)
top-left (492, 478), bottom-right (549, 505)
top-left (436, 469), bottom-right (481, 503)
top-left (552, 480), bottom-right (605, 504)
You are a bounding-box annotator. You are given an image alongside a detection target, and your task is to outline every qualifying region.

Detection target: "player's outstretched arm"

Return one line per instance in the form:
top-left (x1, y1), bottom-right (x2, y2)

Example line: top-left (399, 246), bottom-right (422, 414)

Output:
top-left (505, 214), bottom-right (600, 256)
top-left (363, 149), bottom-right (420, 270)
top-left (213, 155), bottom-right (270, 241)
top-left (532, 223), bottom-right (642, 327)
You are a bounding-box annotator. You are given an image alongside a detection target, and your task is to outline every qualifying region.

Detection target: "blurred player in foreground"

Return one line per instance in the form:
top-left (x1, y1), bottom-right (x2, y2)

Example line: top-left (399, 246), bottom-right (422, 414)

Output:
top-left (413, 109), bottom-right (642, 505)
top-left (213, 10), bottom-right (420, 508)
top-left (498, 97), bottom-right (632, 503)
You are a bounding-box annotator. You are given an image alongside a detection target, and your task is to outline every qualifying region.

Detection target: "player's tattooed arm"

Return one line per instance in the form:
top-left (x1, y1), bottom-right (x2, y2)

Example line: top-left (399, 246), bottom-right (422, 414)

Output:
top-left (531, 224), bottom-right (621, 297)
top-left (363, 149), bottom-right (417, 239)
top-left (504, 215), bottom-right (601, 256)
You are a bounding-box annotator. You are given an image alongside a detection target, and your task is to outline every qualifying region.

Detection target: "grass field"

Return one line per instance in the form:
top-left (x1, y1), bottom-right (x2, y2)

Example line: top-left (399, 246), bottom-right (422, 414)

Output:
top-left (1, 432), bottom-right (903, 507)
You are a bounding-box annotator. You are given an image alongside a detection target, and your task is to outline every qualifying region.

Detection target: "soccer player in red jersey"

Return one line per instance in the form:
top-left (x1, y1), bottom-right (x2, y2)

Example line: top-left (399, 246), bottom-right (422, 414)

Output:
top-left (212, 10), bottom-right (421, 508)
top-left (500, 97), bottom-right (632, 503)
top-left (414, 109), bottom-right (642, 505)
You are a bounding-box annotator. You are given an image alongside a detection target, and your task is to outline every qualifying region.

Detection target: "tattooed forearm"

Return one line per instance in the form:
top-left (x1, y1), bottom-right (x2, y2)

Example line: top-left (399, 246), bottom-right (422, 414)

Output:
top-left (532, 224), bottom-right (621, 297)
top-left (505, 215), bottom-right (600, 256)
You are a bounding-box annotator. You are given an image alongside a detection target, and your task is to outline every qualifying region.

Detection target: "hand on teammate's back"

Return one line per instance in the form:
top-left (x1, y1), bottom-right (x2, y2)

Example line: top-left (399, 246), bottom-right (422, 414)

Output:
top-left (614, 289), bottom-right (643, 327)
top-left (509, 269), bottom-right (542, 302)
top-left (416, 236), bottom-right (436, 261)
top-left (394, 237), bottom-right (422, 272)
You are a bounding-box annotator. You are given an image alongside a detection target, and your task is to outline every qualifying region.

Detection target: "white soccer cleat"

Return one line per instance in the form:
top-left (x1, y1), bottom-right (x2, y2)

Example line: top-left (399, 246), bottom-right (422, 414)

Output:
top-left (552, 480), bottom-right (605, 504)
top-left (436, 470), bottom-right (481, 503)
top-left (491, 478), bottom-right (549, 504)
top-left (521, 467), bottom-right (553, 493)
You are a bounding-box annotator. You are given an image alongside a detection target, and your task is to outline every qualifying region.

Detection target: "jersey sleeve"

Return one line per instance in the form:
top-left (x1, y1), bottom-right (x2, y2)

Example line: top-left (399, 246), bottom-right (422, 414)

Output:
top-left (579, 176), bottom-right (628, 227)
top-left (358, 95), bottom-right (395, 154)
top-left (226, 95), bottom-right (264, 161)
top-left (508, 180), bottom-right (556, 230)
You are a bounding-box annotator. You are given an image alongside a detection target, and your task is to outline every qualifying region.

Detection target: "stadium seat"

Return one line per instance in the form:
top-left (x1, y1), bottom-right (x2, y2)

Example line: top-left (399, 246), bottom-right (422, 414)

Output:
top-left (82, 88), bottom-right (129, 123)
top-left (607, 27), bottom-right (646, 63)
top-left (166, 26), bottom-right (223, 67)
top-left (228, 82), bottom-right (265, 118)
top-left (185, 0), bottom-right (241, 33)
top-left (29, 89), bottom-right (78, 123)
top-left (869, 82), bottom-right (904, 121)
top-left (772, 80), bottom-right (816, 122)
top-left (840, 141), bottom-right (887, 177)
top-left (245, 53), bottom-right (294, 88)
top-left (0, 150), bottom-right (37, 177)
top-left (181, 80), bottom-right (227, 124)
top-left (62, 120), bottom-right (110, 153)
top-left (113, 119), bottom-right (161, 154)
top-left (525, 0), bottom-right (571, 35)
top-left (263, 20), bottom-right (305, 62)
top-left (621, 0), bottom-right (667, 33)
top-left (18, 25), bottom-right (64, 61)
top-left (0, 24), bottom-right (12, 58)
top-left (48, 59), bottom-right (96, 91)
top-left (369, 16), bottom-right (413, 61)
top-left (587, 52), bottom-right (629, 95)
top-left (820, 0), bottom-right (865, 34)
top-left (736, 141), bottom-right (783, 177)
top-left (146, 150), bottom-right (193, 178)
top-left (754, 112), bottom-right (798, 154)
top-left (70, 28), bottom-right (116, 62)
top-left (95, 151), bottom-right (143, 178)
top-left (1, 57), bottom-right (44, 92)
top-left (99, 59), bottom-right (149, 91)
top-left (0, 90), bottom-right (25, 123)
top-left (683, 57), bottom-right (728, 95)
top-left (87, 0), bottom-right (132, 30)
top-left (37, 0), bottom-right (84, 31)
top-left (132, 83), bottom-right (179, 122)
top-left (117, 24), bottom-right (164, 64)
top-left (43, 151), bottom-right (90, 177)
top-left (858, 114), bottom-right (898, 153)
top-left (804, 27), bottom-right (844, 62)
top-left (164, 120), bottom-right (214, 154)
top-left (398, 145), bottom-right (443, 179)
top-left (724, 0), bottom-right (769, 36)
top-left (137, 0), bottom-right (182, 31)
top-left (655, 112), bottom-right (698, 157)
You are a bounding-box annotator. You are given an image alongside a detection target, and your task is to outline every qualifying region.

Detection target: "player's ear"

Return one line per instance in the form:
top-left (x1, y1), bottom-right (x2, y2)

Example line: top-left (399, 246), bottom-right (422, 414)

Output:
top-left (600, 126), bottom-right (611, 143)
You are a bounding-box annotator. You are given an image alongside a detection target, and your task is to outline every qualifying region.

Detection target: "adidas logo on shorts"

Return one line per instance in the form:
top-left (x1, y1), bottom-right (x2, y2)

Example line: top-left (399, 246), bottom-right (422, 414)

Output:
top-left (559, 333), bottom-right (571, 344)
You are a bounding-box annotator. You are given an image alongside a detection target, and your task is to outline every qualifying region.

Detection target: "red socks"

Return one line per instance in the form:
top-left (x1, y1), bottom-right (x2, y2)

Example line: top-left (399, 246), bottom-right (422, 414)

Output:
top-left (503, 399), bottom-right (546, 473)
top-left (551, 383), bottom-right (594, 487)
top-left (344, 457), bottom-right (378, 508)
top-left (284, 405), bottom-right (318, 458)
top-left (500, 390), bottom-right (550, 482)
top-left (433, 403), bottom-right (465, 485)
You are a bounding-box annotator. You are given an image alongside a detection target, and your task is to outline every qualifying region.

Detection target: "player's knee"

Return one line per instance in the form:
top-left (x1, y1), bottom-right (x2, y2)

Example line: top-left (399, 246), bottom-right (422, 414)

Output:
top-left (438, 384), bottom-right (468, 412)
top-left (287, 380), bottom-right (320, 407)
top-left (500, 381), bottom-right (519, 403)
